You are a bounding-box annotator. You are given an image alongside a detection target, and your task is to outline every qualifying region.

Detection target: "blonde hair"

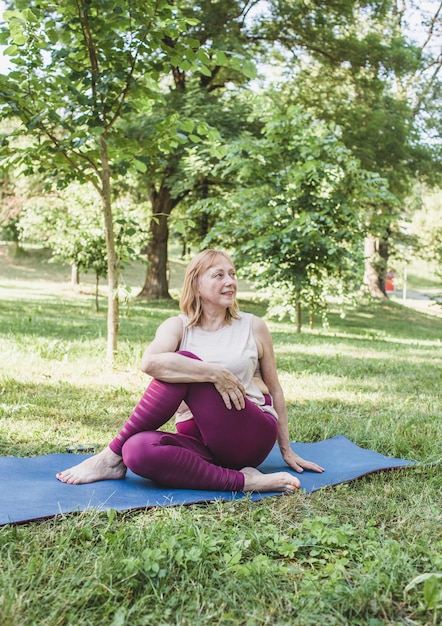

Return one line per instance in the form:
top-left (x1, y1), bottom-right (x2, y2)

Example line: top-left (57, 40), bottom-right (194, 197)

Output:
top-left (179, 249), bottom-right (240, 327)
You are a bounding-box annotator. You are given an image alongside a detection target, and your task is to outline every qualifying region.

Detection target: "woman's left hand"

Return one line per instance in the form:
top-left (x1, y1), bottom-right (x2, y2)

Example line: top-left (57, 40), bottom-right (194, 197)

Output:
top-left (282, 448), bottom-right (325, 474)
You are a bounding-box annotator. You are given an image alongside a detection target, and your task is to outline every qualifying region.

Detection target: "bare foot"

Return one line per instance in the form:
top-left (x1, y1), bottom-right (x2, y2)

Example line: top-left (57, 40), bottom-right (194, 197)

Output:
top-left (56, 446), bottom-right (127, 485)
top-left (240, 467), bottom-right (300, 493)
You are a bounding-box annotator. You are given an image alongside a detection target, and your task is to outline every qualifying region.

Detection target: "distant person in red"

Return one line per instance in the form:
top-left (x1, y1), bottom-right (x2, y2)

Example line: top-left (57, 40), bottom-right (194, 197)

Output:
top-left (57, 249), bottom-right (323, 491)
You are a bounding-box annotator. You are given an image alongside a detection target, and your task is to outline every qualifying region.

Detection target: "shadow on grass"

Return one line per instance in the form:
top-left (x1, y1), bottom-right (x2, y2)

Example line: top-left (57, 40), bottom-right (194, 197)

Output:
top-left (1, 293), bottom-right (441, 345)
top-left (0, 296), bottom-right (179, 342)
top-left (269, 299), bottom-right (442, 344)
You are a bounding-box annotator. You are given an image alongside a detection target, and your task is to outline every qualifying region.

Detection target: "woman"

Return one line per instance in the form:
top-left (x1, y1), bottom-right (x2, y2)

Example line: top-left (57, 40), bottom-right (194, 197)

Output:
top-left (57, 249), bottom-right (324, 492)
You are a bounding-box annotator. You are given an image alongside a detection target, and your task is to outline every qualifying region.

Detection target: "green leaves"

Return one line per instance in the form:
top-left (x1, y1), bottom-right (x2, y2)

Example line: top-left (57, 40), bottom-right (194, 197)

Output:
top-left (3, 9), bottom-right (37, 46)
top-left (200, 92), bottom-right (384, 327)
top-left (132, 159), bottom-right (147, 173)
top-left (405, 572), bottom-right (442, 621)
top-left (0, 0), bottom-right (257, 191)
top-left (229, 55), bottom-right (257, 79)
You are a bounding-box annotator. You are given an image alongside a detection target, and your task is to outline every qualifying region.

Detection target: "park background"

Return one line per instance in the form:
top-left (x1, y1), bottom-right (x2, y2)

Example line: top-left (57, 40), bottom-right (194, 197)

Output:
top-left (1, 1), bottom-right (441, 625)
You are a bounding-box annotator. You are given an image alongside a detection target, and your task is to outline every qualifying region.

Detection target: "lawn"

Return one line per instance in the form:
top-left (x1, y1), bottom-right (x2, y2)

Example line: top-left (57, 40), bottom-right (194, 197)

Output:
top-left (0, 244), bottom-right (441, 625)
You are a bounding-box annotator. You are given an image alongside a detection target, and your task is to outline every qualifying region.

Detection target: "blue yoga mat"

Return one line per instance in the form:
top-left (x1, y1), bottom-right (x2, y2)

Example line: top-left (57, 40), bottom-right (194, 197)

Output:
top-left (0, 436), bottom-right (416, 526)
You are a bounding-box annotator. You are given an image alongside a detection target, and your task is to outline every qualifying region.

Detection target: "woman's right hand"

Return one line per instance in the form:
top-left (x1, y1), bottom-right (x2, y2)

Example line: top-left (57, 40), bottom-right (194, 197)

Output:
top-left (213, 367), bottom-right (246, 410)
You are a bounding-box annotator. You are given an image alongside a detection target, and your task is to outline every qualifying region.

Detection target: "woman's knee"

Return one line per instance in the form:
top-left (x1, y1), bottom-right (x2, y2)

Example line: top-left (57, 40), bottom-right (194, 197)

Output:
top-left (121, 432), bottom-right (161, 476)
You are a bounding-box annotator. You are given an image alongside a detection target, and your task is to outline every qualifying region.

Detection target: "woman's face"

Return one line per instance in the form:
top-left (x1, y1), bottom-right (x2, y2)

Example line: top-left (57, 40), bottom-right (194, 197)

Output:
top-left (198, 255), bottom-right (237, 311)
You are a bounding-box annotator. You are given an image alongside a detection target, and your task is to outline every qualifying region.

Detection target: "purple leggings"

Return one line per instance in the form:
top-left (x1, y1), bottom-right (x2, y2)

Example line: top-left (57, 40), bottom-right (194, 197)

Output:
top-left (109, 352), bottom-right (278, 491)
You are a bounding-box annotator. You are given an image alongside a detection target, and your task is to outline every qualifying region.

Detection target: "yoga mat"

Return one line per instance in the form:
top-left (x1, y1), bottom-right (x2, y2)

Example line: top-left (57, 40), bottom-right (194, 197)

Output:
top-left (0, 435), bottom-right (416, 526)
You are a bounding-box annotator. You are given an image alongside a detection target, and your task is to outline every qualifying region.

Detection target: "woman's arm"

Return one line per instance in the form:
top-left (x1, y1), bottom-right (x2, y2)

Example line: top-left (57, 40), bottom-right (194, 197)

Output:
top-left (252, 316), bottom-right (324, 474)
top-left (141, 316), bottom-right (203, 381)
top-left (141, 316), bottom-right (246, 409)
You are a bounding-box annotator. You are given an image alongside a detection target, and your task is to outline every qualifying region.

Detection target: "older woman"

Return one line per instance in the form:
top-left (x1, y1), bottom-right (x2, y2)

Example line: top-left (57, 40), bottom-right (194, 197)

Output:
top-left (57, 249), bottom-right (323, 492)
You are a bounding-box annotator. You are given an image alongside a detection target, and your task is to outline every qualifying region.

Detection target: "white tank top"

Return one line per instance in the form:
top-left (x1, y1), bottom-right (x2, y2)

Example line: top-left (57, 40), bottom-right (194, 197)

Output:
top-left (176, 312), bottom-right (278, 422)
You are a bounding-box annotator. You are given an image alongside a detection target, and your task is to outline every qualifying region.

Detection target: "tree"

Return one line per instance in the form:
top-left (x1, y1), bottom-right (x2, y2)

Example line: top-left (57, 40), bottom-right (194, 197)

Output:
top-left (0, 139), bottom-right (46, 257)
top-left (196, 93), bottom-right (393, 330)
top-left (0, 0), bottom-right (210, 358)
top-left (18, 181), bottom-right (147, 310)
top-left (253, 0), bottom-right (442, 297)
top-left (0, 172), bottom-right (25, 257)
top-left (119, 0), bottom-right (259, 300)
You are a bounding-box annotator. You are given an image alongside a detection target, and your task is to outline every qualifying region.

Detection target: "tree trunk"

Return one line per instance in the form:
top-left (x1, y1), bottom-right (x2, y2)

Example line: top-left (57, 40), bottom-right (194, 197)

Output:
top-left (71, 264), bottom-right (79, 286)
top-left (95, 272), bottom-right (100, 312)
top-left (100, 136), bottom-right (119, 360)
top-left (138, 184), bottom-right (177, 300)
top-left (363, 234), bottom-right (388, 298)
top-left (295, 293), bottom-right (302, 333)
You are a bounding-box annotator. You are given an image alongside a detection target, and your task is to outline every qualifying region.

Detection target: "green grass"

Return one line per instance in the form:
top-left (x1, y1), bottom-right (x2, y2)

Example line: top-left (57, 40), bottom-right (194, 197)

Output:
top-left (0, 244), bottom-right (441, 626)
